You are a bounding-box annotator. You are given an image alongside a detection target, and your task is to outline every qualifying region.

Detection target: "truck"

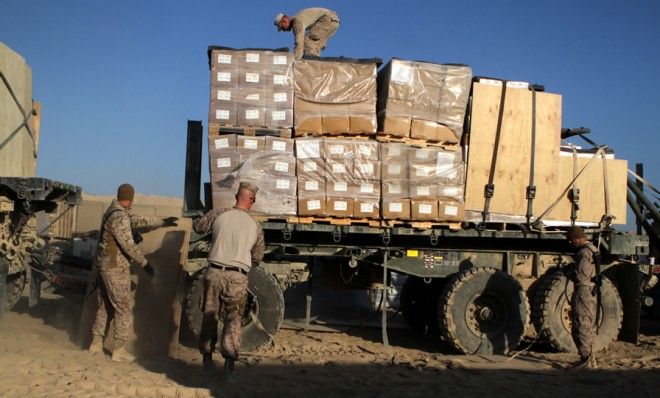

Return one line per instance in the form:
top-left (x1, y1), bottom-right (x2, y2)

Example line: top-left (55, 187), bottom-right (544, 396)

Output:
top-left (181, 119), bottom-right (658, 355)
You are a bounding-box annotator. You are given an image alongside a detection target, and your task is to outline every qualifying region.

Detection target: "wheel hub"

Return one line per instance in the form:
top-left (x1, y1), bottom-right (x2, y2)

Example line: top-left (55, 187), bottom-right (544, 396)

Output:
top-left (466, 292), bottom-right (508, 336)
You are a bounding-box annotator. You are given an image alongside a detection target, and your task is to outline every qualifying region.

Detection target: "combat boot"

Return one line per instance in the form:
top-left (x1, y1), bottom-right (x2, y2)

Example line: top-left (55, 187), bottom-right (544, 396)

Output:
top-left (203, 353), bottom-right (217, 373)
top-left (224, 357), bottom-right (235, 373)
top-left (111, 340), bottom-right (136, 363)
top-left (88, 334), bottom-right (104, 354)
top-left (588, 354), bottom-right (598, 369)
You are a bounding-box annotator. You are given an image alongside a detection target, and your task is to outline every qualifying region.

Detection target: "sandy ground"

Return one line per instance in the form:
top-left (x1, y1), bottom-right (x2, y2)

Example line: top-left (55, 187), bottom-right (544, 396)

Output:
top-left (1, 290), bottom-right (659, 398)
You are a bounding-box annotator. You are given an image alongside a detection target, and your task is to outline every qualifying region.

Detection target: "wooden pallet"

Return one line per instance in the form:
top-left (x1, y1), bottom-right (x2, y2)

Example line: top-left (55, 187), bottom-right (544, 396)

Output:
top-left (209, 124), bottom-right (292, 138)
top-left (381, 219), bottom-right (462, 230)
top-left (253, 215), bottom-right (299, 224)
top-left (297, 216), bottom-right (382, 227)
top-left (294, 131), bottom-right (376, 139)
top-left (375, 133), bottom-right (460, 150)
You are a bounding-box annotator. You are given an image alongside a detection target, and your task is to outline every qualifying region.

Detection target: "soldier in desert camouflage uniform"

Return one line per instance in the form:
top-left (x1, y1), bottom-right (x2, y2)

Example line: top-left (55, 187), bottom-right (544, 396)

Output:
top-left (87, 183), bottom-right (178, 362)
top-left (193, 181), bottom-right (265, 374)
top-left (566, 226), bottom-right (599, 369)
top-left (274, 7), bottom-right (340, 59)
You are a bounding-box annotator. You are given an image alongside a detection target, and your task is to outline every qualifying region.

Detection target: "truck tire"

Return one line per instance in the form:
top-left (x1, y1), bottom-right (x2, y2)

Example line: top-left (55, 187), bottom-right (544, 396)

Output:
top-left (400, 276), bottom-right (446, 334)
top-left (4, 272), bottom-right (26, 310)
top-left (185, 266), bottom-right (284, 352)
top-left (439, 267), bottom-right (529, 354)
top-left (532, 272), bottom-right (623, 353)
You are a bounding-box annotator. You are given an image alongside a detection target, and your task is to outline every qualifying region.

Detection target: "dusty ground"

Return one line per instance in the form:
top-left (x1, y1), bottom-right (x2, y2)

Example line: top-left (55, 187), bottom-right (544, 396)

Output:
top-left (1, 290), bottom-right (659, 398)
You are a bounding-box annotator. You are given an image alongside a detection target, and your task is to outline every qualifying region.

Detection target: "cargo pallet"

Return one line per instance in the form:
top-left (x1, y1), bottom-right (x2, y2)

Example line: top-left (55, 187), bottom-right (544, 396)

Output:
top-left (376, 133), bottom-right (459, 149)
top-left (293, 131), bottom-right (376, 139)
top-left (208, 124), bottom-right (292, 138)
top-left (297, 216), bottom-right (381, 228)
top-left (381, 219), bottom-right (462, 230)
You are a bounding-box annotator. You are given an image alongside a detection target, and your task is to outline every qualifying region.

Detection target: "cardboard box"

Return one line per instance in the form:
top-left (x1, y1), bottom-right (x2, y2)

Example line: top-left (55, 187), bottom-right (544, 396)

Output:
top-left (323, 139), bottom-right (354, 159)
top-left (326, 180), bottom-right (356, 197)
top-left (382, 160), bottom-right (407, 180)
top-left (252, 192), bottom-right (297, 216)
top-left (294, 98), bottom-right (323, 135)
top-left (355, 180), bottom-right (380, 198)
top-left (208, 134), bottom-right (237, 152)
top-left (237, 107), bottom-right (267, 126)
top-left (409, 182), bottom-right (439, 199)
top-left (411, 199), bottom-right (439, 221)
top-left (265, 136), bottom-right (294, 153)
top-left (326, 197), bottom-right (354, 217)
top-left (296, 158), bottom-right (326, 179)
top-left (210, 87), bottom-right (238, 104)
top-left (295, 137), bottom-right (323, 158)
top-left (298, 176), bottom-right (325, 198)
top-left (237, 135), bottom-right (266, 152)
top-left (437, 200), bottom-right (465, 222)
top-left (298, 197), bottom-right (326, 216)
top-left (382, 198), bottom-right (411, 220)
top-left (355, 140), bottom-right (380, 160)
top-left (267, 109), bottom-right (293, 128)
top-left (209, 103), bottom-right (237, 126)
top-left (380, 115), bottom-right (411, 138)
top-left (250, 154), bottom-right (295, 175)
top-left (410, 119), bottom-right (458, 143)
top-left (210, 48), bottom-right (240, 69)
top-left (322, 104), bottom-right (351, 135)
top-left (210, 152), bottom-right (241, 175)
top-left (380, 142), bottom-right (408, 161)
top-left (212, 69), bottom-right (238, 88)
top-left (382, 180), bottom-right (409, 199)
top-left (353, 160), bottom-right (381, 180)
top-left (438, 184), bottom-right (464, 202)
top-left (354, 198), bottom-right (380, 219)
top-left (326, 159), bottom-right (353, 180)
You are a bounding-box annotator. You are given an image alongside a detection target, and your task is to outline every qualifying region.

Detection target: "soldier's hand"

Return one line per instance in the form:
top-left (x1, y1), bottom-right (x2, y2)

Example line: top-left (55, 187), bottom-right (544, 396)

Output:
top-left (132, 231), bottom-right (143, 245)
top-left (163, 217), bottom-right (179, 227)
top-left (143, 263), bottom-right (156, 279)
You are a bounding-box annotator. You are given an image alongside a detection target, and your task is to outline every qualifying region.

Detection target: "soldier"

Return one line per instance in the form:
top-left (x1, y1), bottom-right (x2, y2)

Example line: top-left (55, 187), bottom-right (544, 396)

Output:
top-left (274, 7), bottom-right (340, 59)
top-left (87, 183), bottom-right (178, 362)
top-left (566, 226), bottom-right (599, 369)
top-left (193, 182), bottom-right (265, 375)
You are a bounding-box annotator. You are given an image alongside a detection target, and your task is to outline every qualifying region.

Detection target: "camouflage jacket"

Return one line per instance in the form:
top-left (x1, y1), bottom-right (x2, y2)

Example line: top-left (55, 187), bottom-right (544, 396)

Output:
top-left (94, 200), bottom-right (164, 270)
top-left (573, 242), bottom-right (598, 287)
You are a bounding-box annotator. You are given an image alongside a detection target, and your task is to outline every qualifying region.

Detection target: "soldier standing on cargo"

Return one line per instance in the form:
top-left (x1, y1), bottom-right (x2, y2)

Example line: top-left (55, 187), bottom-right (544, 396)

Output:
top-left (274, 7), bottom-right (340, 59)
top-left (193, 182), bottom-right (265, 374)
top-left (87, 183), bottom-right (178, 362)
top-left (566, 226), bottom-right (599, 369)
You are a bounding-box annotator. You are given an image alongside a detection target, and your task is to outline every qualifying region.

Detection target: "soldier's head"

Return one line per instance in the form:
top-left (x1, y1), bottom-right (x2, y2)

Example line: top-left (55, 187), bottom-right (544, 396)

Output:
top-left (235, 181), bottom-right (258, 211)
top-left (274, 13), bottom-right (292, 31)
top-left (566, 226), bottom-right (587, 248)
top-left (117, 183), bottom-right (135, 209)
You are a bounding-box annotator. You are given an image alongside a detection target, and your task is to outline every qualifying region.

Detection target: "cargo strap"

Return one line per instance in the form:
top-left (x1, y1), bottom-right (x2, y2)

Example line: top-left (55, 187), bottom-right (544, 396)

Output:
top-left (0, 71), bottom-right (37, 158)
top-left (628, 169), bottom-right (660, 199)
top-left (570, 147), bottom-right (580, 225)
top-left (525, 85), bottom-right (543, 225)
top-left (534, 146), bottom-right (607, 227)
top-left (481, 81), bottom-right (508, 225)
top-left (600, 148), bottom-right (613, 227)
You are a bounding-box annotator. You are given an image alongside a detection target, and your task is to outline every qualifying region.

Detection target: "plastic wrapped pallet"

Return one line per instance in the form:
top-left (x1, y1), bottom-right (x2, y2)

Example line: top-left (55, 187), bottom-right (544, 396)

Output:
top-left (209, 134), bottom-right (297, 215)
top-left (377, 59), bottom-right (472, 143)
top-left (296, 137), bottom-right (327, 216)
top-left (208, 46), bottom-right (293, 133)
top-left (293, 57), bottom-right (379, 136)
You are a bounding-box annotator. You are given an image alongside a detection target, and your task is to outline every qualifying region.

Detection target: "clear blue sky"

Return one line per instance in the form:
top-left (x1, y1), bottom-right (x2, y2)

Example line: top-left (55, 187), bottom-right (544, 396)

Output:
top-left (1, 1), bottom-right (658, 205)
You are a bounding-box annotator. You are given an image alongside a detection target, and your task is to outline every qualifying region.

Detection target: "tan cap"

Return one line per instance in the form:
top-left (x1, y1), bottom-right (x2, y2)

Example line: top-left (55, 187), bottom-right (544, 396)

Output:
top-left (117, 183), bottom-right (134, 201)
top-left (274, 13), bottom-right (284, 30)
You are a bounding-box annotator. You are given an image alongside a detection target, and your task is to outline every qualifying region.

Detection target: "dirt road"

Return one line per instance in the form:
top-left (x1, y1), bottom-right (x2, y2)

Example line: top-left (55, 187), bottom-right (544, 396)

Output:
top-left (1, 291), bottom-right (659, 398)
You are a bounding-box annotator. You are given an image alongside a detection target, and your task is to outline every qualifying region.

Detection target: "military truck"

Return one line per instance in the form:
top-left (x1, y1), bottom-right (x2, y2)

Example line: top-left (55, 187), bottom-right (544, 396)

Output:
top-left (181, 120), bottom-right (657, 355)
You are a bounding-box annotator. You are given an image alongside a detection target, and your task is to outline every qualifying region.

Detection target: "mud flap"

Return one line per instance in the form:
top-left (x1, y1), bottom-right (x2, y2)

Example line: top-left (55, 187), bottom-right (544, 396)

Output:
top-left (617, 264), bottom-right (641, 344)
top-left (28, 265), bottom-right (41, 307)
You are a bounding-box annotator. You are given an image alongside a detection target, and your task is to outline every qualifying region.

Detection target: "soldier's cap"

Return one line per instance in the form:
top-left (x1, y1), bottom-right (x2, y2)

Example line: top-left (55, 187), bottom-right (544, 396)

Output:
top-left (238, 181), bottom-right (259, 194)
top-left (117, 183), bottom-right (135, 201)
top-left (566, 226), bottom-right (586, 241)
top-left (274, 13), bottom-right (284, 30)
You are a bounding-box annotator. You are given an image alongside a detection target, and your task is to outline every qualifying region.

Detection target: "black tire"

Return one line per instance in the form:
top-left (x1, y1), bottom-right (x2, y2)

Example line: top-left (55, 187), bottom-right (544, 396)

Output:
top-left (185, 266), bottom-right (284, 352)
top-left (532, 272), bottom-right (623, 353)
top-left (400, 276), bottom-right (446, 334)
top-left (4, 272), bottom-right (26, 310)
top-left (439, 267), bottom-right (529, 355)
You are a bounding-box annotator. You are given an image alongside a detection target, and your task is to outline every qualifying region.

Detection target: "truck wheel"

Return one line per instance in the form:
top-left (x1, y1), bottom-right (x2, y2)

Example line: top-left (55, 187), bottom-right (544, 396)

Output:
top-left (4, 272), bottom-right (26, 310)
top-left (439, 267), bottom-right (529, 354)
top-left (185, 266), bottom-right (284, 352)
top-left (532, 272), bottom-right (623, 353)
top-left (400, 276), bottom-right (446, 334)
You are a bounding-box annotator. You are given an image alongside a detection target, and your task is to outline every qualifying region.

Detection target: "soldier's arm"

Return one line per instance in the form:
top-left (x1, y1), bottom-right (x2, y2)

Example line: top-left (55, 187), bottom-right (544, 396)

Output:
top-left (193, 208), bottom-right (222, 235)
top-left (293, 19), bottom-right (305, 59)
top-left (129, 214), bottom-right (165, 229)
top-left (251, 224), bottom-right (265, 266)
top-left (108, 213), bottom-right (148, 267)
top-left (574, 248), bottom-right (595, 285)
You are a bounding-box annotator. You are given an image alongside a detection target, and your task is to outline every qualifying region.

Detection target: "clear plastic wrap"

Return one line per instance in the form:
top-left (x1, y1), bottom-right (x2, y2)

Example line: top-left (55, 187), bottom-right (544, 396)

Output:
top-left (377, 59), bottom-right (472, 142)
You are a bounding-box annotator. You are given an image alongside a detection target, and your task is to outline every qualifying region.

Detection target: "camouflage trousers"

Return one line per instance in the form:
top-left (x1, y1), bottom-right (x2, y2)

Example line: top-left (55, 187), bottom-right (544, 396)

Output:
top-left (92, 266), bottom-right (132, 341)
top-left (304, 14), bottom-right (340, 56)
top-left (571, 283), bottom-right (597, 359)
top-left (198, 266), bottom-right (248, 360)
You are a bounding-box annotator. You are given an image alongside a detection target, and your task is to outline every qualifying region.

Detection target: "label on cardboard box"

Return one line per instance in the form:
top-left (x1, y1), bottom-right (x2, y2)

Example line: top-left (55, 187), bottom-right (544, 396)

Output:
top-left (271, 140), bottom-right (287, 152)
top-left (243, 138), bottom-right (258, 149)
top-left (216, 158), bottom-right (231, 168)
top-left (415, 166), bottom-right (433, 177)
top-left (387, 146), bottom-right (403, 157)
top-left (387, 164), bottom-right (402, 175)
top-left (274, 92), bottom-right (288, 102)
top-left (275, 162), bottom-right (289, 173)
top-left (245, 53), bottom-right (260, 63)
top-left (358, 163), bottom-right (374, 175)
top-left (217, 72), bottom-right (231, 82)
top-left (304, 180), bottom-right (319, 191)
top-left (303, 161), bottom-right (318, 172)
top-left (414, 149), bottom-right (431, 160)
top-left (334, 201), bottom-right (348, 211)
top-left (245, 73), bottom-right (260, 83)
top-left (388, 184), bottom-right (402, 195)
top-left (217, 90), bottom-right (231, 101)
top-left (245, 110), bottom-right (260, 120)
top-left (358, 144), bottom-right (374, 157)
top-left (330, 145), bottom-right (345, 155)
top-left (389, 202), bottom-right (403, 212)
top-left (276, 179), bottom-right (290, 190)
top-left (419, 204), bottom-right (433, 214)
top-left (307, 200), bottom-right (321, 210)
top-left (215, 110), bottom-right (230, 120)
top-left (443, 205), bottom-right (459, 216)
top-left (360, 182), bottom-right (374, 194)
top-left (360, 203), bottom-right (374, 213)
top-left (273, 75), bottom-right (288, 85)
top-left (441, 186), bottom-right (461, 197)
top-left (272, 111), bottom-right (286, 121)
top-left (214, 138), bottom-right (230, 149)
top-left (217, 54), bottom-right (232, 64)
top-left (273, 55), bottom-right (287, 65)
top-left (332, 163), bottom-right (347, 174)
top-left (416, 186), bottom-right (431, 196)
top-left (297, 141), bottom-right (321, 158)
top-left (391, 62), bottom-right (413, 85)
top-left (245, 93), bottom-right (260, 101)
top-left (333, 181), bottom-right (348, 192)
